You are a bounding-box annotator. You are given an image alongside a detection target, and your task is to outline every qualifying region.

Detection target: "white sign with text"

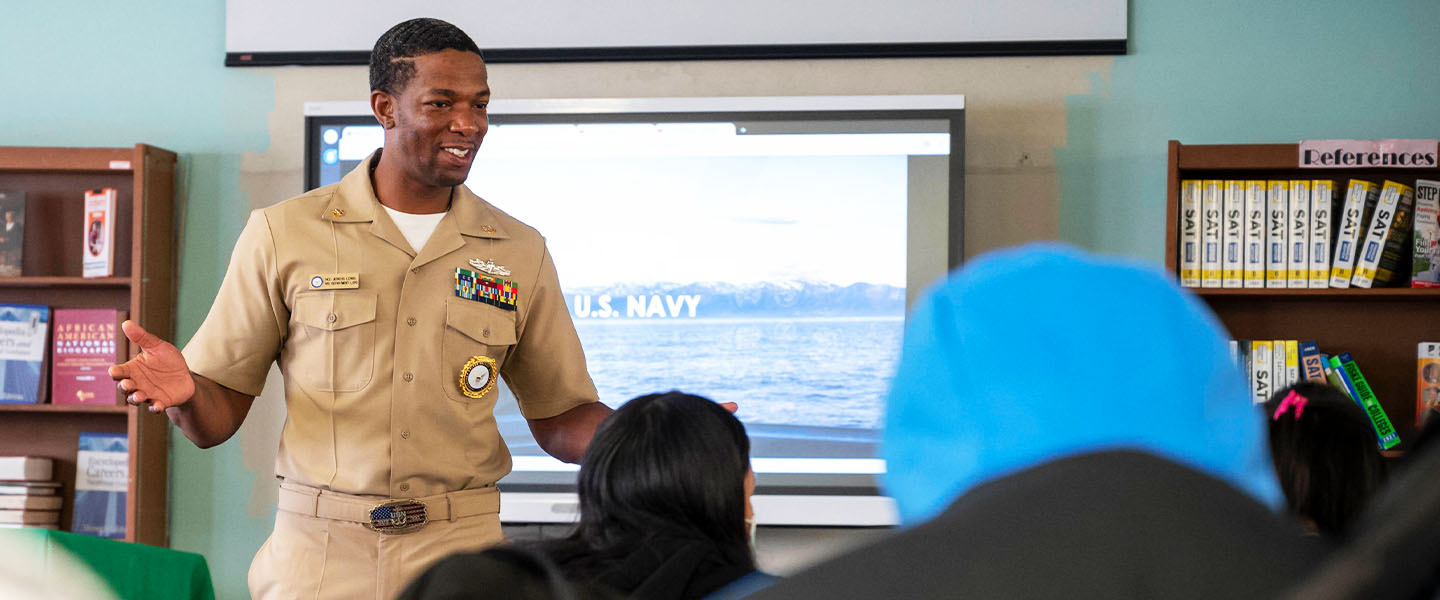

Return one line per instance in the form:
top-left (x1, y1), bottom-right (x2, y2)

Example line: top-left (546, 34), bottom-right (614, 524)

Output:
top-left (1299, 139), bottom-right (1438, 168)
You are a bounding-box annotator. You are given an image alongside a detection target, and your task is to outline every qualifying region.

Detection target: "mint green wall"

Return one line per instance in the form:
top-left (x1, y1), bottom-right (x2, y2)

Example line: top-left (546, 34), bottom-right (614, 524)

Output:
top-left (1057, 1), bottom-right (1440, 259)
top-left (1, 3), bottom-right (274, 599)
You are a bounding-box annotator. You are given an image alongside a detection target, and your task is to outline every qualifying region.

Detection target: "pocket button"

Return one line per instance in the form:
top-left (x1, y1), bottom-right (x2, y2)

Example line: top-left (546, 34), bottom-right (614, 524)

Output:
top-left (326, 313), bottom-right (337, 324)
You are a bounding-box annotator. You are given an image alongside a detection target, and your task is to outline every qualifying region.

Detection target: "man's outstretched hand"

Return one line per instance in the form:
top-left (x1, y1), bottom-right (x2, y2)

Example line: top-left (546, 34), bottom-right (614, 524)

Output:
top-left (108, 320), bottom-right (195, 412)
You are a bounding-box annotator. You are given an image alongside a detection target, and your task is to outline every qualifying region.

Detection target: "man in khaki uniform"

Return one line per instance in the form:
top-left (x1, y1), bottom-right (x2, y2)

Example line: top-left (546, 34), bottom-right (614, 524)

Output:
top-left (109, 18), bottom-right (613, 599)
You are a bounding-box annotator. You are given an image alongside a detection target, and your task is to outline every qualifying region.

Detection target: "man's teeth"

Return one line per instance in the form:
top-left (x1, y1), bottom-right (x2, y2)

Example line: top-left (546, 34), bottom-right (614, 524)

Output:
top-left (444, 148), bottom-right (470, 157)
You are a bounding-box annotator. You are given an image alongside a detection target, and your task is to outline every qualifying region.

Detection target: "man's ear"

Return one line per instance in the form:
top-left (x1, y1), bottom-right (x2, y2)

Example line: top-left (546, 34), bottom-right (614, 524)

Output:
top-left (371, 90), bottom-right (397, 129)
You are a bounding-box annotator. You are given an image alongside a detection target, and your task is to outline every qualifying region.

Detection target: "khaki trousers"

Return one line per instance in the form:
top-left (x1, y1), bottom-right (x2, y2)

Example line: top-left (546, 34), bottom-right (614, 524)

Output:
top-left (249, 481), bottom-right (506, 600)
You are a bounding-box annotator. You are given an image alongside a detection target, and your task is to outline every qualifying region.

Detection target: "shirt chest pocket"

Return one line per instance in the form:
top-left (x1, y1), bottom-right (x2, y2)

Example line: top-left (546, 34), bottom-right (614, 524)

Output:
top-left (290, 291), bottom-right (379, 393)
top-left (440, 299), bottom-right (517, 405)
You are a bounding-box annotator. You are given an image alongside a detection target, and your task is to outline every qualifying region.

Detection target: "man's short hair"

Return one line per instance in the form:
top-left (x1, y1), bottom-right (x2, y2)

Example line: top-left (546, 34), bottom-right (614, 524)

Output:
top-left (370, 18), bottom-right (484, 95)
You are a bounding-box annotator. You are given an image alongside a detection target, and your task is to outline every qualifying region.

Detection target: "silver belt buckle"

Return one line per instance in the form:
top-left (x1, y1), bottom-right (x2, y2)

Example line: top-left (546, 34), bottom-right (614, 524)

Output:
top-left (366, 499), bottom-right (428, 534)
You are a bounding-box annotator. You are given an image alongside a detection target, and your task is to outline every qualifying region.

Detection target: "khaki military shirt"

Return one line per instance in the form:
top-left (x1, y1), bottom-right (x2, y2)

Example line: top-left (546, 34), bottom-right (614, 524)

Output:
top-left (183, 152), bottom-right (598, 498)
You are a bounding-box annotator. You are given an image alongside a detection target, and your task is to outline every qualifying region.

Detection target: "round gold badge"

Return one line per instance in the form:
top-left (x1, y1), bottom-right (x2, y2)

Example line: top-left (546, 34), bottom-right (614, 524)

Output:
top-left (459, 356), bottom-right (498, 399)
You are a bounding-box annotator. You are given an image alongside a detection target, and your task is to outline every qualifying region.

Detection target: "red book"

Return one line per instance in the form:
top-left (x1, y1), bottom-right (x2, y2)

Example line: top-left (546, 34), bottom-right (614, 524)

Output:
top-left (50, 309), bottom-right (125, 405)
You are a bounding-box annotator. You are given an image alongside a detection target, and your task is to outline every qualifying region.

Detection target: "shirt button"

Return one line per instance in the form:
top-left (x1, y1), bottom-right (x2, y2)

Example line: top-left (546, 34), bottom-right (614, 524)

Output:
top-left (482, 328), bottom-right (490, 338)
top-left (403, 373), bottom-right (414, 382)
top-left (407, 317), bottom-right (417, 326)
top-left (326, 313), bottom-right (337, 323)
top-left (399, 483), bottom-right (410, 492)
top-left (401, 430), bottom-right (410, 439)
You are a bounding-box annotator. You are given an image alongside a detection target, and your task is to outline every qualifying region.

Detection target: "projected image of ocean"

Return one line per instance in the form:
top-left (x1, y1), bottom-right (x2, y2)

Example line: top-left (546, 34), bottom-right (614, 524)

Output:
top-left (477, 149), bottom-right (911, 462)
top-left (577, 316), bottom-right (901, 429)
top-left (496, 280), bottom-right (904, 459)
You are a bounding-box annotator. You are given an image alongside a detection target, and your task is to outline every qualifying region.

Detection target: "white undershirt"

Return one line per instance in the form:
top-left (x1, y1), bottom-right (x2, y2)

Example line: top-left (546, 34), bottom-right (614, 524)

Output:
top-left (381, 205), bottom-right (447, 253)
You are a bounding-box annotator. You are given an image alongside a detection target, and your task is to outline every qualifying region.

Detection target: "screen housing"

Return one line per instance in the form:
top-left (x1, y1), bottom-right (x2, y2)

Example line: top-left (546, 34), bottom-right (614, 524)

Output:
top-left (303, 95), bottom-right (965, 525)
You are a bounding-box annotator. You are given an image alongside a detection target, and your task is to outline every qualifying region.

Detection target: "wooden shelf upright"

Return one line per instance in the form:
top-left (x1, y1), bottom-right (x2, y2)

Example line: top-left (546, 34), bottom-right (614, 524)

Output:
top-left (0, 144), bottom-right (178, 546)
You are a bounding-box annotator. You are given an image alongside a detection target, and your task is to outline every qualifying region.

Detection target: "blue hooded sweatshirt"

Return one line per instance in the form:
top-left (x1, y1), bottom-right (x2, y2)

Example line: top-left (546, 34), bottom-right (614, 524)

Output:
top-left (883, 243), bottom-right (1283, 525)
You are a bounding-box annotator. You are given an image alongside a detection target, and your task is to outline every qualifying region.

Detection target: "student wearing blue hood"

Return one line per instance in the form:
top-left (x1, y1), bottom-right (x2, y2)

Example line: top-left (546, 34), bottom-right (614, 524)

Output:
top-left (746, 244), bottom-right (1329, 599)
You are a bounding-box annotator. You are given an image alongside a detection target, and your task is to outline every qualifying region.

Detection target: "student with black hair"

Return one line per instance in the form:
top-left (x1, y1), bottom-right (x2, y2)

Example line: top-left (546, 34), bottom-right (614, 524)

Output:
top-left (534, 391), bottom-right (762, 600)
top-left (1264, 381), bottom-right (1389, 537)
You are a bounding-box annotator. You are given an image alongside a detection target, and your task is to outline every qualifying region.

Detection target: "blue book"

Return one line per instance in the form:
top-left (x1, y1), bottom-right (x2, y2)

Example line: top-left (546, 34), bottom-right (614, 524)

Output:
top-left (0, 303), bottom-right (49, 403)
top-left (71, 432), bottom-right (128, 538)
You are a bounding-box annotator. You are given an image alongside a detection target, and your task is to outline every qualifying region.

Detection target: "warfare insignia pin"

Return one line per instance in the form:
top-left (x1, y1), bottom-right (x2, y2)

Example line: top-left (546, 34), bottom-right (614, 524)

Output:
top-left (469, 258), bottom-right (511, 277)
top-left (330, 208), bottom-right (346, 218)
top-left (460, 355), bottom-right (498, 399)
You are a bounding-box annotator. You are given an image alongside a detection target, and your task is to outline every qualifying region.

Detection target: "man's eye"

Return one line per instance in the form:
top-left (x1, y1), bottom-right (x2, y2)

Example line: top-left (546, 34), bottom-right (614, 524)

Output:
top-left (429, 101), bottom-right (450, 108)
top-left (474, 103), bottom-right (487, 110)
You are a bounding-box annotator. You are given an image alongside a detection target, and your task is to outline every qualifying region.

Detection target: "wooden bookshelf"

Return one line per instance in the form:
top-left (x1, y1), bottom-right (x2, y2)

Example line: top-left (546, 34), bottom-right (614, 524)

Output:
top-left (0, 144), bottom-right (177, 546)
top-left (1166, 140), bottom-right (1440, 447)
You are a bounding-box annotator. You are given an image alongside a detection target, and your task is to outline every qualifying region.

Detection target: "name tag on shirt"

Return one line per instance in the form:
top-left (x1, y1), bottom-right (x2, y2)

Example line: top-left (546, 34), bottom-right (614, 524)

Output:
top-left (308, 273), bottom-right (360, 290)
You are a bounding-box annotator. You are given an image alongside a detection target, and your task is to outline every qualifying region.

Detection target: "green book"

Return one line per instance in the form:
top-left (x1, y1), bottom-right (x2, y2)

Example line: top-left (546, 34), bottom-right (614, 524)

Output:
top-left (1324, 355), bottom-right (1353, 401)
top-left (1337, 353), bottom-right (1401, 450)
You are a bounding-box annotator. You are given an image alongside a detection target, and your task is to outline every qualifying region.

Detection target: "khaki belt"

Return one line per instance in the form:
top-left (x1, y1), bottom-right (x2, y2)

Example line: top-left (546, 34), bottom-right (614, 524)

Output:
top-left (277, 480), bottom-right (500, 535)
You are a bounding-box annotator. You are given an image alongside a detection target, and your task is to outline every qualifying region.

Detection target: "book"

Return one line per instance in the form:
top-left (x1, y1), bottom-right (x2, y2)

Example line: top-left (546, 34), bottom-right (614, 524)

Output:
top-left (72, 432), bottom-right (127, 538)
top-left (51, 309), bottom-right (125, 405)
top-left (0, 456), bottom-right (53, 481)
top-left (0, 190), bottom-right (24, 277)
top-left (1413, 179), bottom-right (1440, 288)
top-left (1287, 180), bottom-right (1311, 288)
top-left (0, 495), bottom-right (62, 511)
top-left (1353, 180), bottom-right (1415, 288)
top-left (1201, 180), bottom-right (1223, 287)
top-left (0, 304), bottom-right (50, 404)
top-left (82, 188), bottom-right (117, 278)
top-left (1251, 341), bottom-right (1273, 404)
top-left (0, 481), bottom-right (60, 496)
top-left (1298, 341), bottom-right (1326, 383)
top-left (1330, 179), bottom-right (1381, 287)
top-left (1337, 353), bottom-right (1401, 450)
top-left (1283, 340), bottom-right (1300, 388)
top-left (1265, 180), bottom-right (1289, 288)
top-left (1243, 180), bottom-right (1267, 288)
top-left (1421, 342), bottom-right (1440, 428)
top-left (0, 509), bottom-right (60, 525)
top-left (1309, 179), bottom-right (1339, 288)
top-left (1179, 179), bottom-right (1202, 287)
top-left (1278, 339), bottom-right (1290, 391)
top-left (1223, 180), bottom-right (1245, 288)
top-left (1324, 355), bottom-right (1353, 400)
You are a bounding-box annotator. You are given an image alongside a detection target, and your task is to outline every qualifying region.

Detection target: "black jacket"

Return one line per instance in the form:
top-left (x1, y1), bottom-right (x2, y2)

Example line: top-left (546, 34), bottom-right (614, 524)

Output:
top-left (549, 534), bottom-right (754, 600)
top-left (748, 451), bottom-right (1331, 600)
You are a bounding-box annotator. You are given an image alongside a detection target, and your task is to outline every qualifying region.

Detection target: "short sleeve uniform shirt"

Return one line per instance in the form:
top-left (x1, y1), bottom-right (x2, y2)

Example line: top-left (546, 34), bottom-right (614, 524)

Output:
top-left (183, 152), bottom-right (598, 498)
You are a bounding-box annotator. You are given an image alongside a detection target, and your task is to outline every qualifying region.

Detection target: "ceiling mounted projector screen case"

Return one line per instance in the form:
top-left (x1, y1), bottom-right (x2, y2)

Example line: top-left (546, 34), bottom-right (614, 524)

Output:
top-left (227, 0), bottom-right (1126, 65)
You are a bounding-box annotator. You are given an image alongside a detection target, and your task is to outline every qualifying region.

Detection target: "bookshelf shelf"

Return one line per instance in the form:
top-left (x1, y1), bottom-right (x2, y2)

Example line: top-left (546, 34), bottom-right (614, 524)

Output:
top-left (1194, 288), bottom-right (1440, 298)
top-left (0, 403), bottom-right (131, 414)
top-left (0, 276), bottom-right (131, 287)
top-left (1167, 140), bottom-right (1440, 448)
top-left (0, 144), bottom-right (176, 547)
top-left (0, 147), bottom-right (137, 173)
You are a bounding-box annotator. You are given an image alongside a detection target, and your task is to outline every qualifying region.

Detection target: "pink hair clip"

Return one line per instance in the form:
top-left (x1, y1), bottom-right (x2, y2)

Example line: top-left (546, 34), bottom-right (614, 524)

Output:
top-left (1272, 389), bottom-right (1308, 421)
